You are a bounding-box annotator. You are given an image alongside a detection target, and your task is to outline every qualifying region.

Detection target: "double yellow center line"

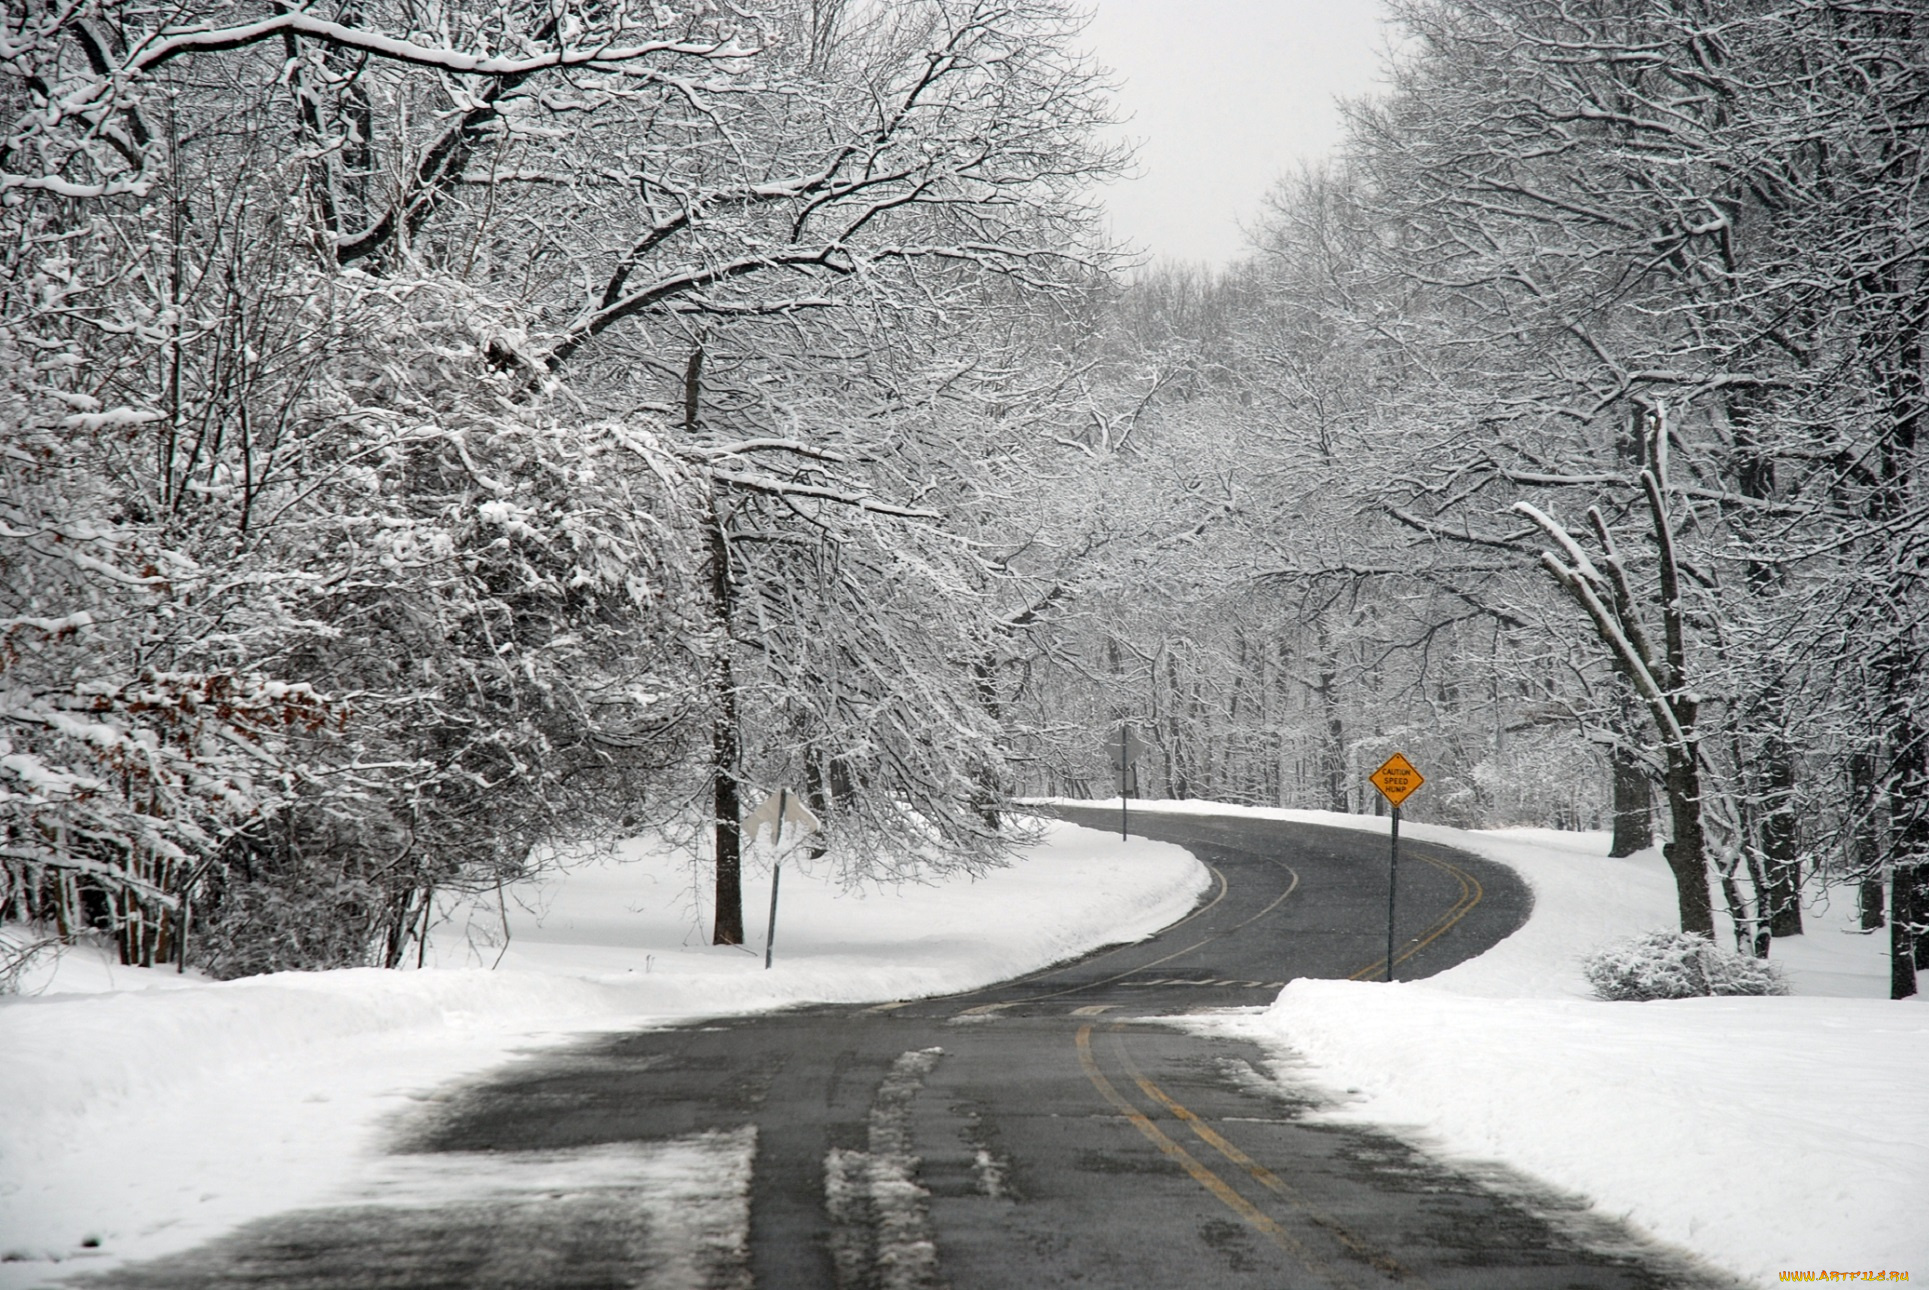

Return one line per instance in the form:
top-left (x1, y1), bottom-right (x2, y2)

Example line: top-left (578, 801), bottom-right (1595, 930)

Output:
top-left (1075, 1024), bottom-right (1407, 1288)
top-left (1069, 839), bottom-right (1485, 1283)
top-left (1348, 848), bottom-right (1485, 982)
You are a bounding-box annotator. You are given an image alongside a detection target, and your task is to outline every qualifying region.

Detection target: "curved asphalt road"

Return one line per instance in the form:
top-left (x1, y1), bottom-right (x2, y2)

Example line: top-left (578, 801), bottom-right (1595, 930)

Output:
top-left (78, 810), bottom-right (1743, 1290)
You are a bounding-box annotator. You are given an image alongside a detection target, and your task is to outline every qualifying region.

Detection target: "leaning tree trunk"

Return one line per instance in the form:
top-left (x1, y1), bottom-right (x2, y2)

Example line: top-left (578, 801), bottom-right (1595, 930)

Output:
top-left (1518, 409), bottom-right (1715, 937)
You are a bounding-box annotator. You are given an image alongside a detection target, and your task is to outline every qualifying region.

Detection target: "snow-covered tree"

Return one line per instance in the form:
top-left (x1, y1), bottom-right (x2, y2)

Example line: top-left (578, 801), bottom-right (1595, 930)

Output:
top-left (2, 0), bottom-right (1125, 967)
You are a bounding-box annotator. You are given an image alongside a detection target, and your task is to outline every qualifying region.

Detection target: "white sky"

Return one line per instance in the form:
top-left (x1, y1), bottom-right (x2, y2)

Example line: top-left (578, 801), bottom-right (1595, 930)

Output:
top-left (1081, 1), bottom-right (1393, 269)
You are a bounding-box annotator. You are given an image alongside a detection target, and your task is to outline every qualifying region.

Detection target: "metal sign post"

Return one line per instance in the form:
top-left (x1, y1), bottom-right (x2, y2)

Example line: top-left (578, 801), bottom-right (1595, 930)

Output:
top-left (764, 789), bottom-right (787, 970)
top-left (1368, 753), bottom-right (1426, 982)
top-left (1386, 806), bottom-right (1399, 981)
top-left (743, 786), bottom-right (821, 969)
top-left (1101, 725), bottom-right (1146, 840)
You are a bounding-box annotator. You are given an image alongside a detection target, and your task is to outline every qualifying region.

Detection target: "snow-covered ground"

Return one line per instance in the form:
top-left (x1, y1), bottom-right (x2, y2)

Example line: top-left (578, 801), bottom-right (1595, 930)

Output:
top-left (0, 822), bottom-right (1206, 1287)
top-left (5, 804), bottom-right (1924, 1290)
top-left (1051, 800), bottom-right (1925, 1288)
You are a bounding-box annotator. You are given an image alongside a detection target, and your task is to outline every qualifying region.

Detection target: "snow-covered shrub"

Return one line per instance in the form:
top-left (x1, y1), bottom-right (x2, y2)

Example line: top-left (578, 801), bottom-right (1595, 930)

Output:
top-left (1581, 931), bottom-right (1788, 1001)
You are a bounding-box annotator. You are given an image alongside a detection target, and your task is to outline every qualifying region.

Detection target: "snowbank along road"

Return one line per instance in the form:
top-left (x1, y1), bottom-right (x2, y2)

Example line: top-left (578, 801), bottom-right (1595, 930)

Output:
top-left (68, 811), bottom-right (1748, 1290)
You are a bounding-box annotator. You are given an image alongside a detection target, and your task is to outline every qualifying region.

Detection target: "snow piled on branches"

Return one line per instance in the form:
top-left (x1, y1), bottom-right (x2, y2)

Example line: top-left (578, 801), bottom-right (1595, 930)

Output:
top-left (1581, 930), bottom-right (1787, 1002)
top-left (1, 262), bottom-right (701, 978)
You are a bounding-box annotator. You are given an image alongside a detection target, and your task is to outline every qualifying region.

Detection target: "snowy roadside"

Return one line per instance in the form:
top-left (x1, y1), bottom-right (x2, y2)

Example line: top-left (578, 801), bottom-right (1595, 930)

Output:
top-left (1045, 799), bottom-right (1926, 1289)
top-left (0, 821), bottom-right (1207, 1287)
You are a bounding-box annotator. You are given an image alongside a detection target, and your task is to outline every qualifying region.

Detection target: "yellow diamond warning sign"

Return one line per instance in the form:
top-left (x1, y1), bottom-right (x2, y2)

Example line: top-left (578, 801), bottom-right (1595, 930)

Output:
top-left (1369, 753), bottom-right (1424, 807)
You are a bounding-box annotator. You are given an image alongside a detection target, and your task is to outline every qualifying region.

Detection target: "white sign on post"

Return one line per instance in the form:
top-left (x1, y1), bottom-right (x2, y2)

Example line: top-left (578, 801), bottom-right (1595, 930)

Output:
top-left (743, 788), bottom-right (822, 847)
top-left (744, 787), bottom-right (821, 970)
top-left (1101, 724), bottom-right (1148, 840)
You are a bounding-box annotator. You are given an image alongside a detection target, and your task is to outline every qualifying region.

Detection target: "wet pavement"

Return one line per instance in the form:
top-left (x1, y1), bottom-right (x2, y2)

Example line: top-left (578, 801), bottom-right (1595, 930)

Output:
top-left (74, 812), bottom-right (1747, 1290)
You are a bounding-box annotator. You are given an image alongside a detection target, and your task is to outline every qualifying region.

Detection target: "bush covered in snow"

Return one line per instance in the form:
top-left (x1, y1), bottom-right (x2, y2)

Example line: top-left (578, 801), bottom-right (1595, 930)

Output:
top-left (1581, 931), bottom-right (1788, 1001)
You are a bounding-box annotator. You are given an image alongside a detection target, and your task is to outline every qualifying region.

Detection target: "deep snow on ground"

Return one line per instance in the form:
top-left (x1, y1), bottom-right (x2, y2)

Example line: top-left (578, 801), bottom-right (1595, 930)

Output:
top-left (1049, 800), bottom-right (1925, 1288)
top-left (7, 804), bottom-right (1924, 1290)
top-left (0, 823), bottom-right (1205, 1286)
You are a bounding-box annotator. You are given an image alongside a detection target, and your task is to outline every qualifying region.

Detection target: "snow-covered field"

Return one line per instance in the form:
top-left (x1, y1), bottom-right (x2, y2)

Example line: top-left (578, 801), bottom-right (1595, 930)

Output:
top-left (0, 822), bottom-right (1206, 1286)
top-left (1055, 800), bottom-right (1925, 1288)
top-left (5, 804), bottom-right (1924, 1290)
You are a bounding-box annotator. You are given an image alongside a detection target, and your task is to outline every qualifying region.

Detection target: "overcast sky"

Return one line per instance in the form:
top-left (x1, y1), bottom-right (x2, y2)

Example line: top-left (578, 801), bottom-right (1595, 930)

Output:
top-left (1081, 1), bottom-right (1393, 270)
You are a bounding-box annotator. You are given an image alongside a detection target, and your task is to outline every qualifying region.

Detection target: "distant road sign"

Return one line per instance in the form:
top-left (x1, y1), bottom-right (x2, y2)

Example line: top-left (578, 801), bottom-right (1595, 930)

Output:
top-left (1102, 726), bottom-right (1146, 766)
top-left (1369, 753), bottom-right (1425, 807)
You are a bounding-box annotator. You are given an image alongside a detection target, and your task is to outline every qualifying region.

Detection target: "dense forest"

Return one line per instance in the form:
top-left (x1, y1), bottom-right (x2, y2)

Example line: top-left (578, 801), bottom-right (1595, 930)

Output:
top-left (3, 0), bottom-right (1924, 997)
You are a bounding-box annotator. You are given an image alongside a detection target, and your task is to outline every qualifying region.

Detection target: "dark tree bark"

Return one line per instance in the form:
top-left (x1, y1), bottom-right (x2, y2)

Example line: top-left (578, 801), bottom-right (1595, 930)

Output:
top-left (803, 754), bottom-right (856, 861)
top-left (1914, 866), bottom-right (1929, 973)
top-left (1608, 746), bottom-right (1653, 858)
top-left (1861, 878), bottom-right (1887, 933)
top-left (1869, 242), bottom-right (1926, 995)
top-left (1892, 864), bottom-right (1918, 1000)
top-left (690, 347), bottom-right (745, 947)
top-left (1661, 753), bottom-right (1716, 937)
top-left (1762, 750), bottom-right (1803, 937)
top-left (1884, 683), bottom-right (1925, 996)
top-left (1851, 752), bottom-right (1885, 930)
top-left (708, 574), bottom-right (744, 946)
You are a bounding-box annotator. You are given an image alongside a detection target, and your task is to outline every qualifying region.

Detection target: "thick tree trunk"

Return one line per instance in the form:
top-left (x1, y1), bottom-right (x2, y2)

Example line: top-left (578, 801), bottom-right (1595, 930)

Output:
top-left (1861, 878), bottom-right (1887, 932)
top-left (1608, 747), bottom-right (1653, 857)
top-left (1892, 864), bottom-right (1917, 999)
top-left (1662, 753), bottom-right (1716, 937)
top-left (709, 605), bottom-right (744, 946)
top-left (1917, 876), bottom-right (1929, 972)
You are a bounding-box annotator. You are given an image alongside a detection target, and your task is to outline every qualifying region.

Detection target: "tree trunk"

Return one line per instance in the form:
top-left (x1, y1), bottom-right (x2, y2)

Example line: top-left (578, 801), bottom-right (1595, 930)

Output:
top-left (690, 346), bottom-right (745, 947)
top-left (1316, 625), bottom-right (1346, 814)
top-left (1852, 752), bottom-right (1885, 929)
top-left (1608, 746), bottom-right (1653, 857)
top-left (1892, 863), bottom-right (1917, 999)
top-left (1662, 751), bottom-right (1716, 937)
top-left (1861, 878), bottom-right (1887, 933)
top-left (1915, 867), bottom-right (1929, 972)
top-left (1873, 253), bottom-right (1924, 995)
top-left (1165, 651), bottom-right (1191, 800)
top-left (804, 758), bottom-right (830, 860)
top-left (710, 646), bottom-right (744, 946)
top-left (1762, 747), bottom-right (1803, 937)
top-left (1729, 392), bottom-right (1801, 938)
top-left (1882, 675), bottom-right (1926, 994)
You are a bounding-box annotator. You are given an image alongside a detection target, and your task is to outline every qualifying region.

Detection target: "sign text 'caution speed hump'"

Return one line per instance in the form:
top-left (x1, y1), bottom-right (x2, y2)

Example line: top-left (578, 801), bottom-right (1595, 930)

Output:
top-left (1369, 753), bottom-right (1425, 808)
